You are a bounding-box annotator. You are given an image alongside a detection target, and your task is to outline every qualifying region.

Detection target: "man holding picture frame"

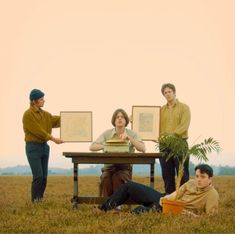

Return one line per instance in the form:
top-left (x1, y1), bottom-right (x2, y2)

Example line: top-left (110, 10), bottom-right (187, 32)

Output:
top-left (23, 89), bottom-right (63, 203)
top-left (160, 83), bottom-right (191, 194)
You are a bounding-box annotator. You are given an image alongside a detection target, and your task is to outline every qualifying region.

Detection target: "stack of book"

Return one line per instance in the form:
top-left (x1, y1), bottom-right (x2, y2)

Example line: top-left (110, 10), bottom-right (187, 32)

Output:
top-left (104, 139), bottom-right (130, 153)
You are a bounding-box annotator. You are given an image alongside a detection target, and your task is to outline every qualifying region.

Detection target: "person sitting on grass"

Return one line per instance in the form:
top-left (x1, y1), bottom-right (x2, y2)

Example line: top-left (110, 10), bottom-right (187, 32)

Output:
top-left (98, 164), bottom-right (219, 216)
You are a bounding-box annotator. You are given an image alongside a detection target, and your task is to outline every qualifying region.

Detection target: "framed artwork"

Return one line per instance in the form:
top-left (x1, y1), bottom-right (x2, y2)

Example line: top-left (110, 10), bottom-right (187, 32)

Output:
top-left (132, 106), bottom-right (161, 141)
top-left (60, 111), bottom-right (92, 142)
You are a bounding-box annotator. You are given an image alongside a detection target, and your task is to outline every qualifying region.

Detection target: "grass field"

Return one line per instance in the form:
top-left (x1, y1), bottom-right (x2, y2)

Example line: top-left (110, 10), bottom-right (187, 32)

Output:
top-left (0, 176), bottom-right (235, 234)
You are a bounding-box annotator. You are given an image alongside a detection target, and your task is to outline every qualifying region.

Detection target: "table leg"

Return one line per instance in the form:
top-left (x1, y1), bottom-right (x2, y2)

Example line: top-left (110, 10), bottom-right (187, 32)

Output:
top-left (150, 163), bottom-right (154, 188)
top-left (71, 162), bottom-right (78, 209)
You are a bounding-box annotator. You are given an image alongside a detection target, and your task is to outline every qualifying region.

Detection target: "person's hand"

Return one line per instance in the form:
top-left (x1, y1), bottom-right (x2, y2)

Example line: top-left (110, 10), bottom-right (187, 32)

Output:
top-left (119, 133), bottom-right (129, 141)
top-left (51, 136), bottom-right (64, 144)
top-left (182, 209), bottom-right (198, 217)
top-left (159, 194), bottom-right (171, 206)
top-left (129, 115), bottom-right (133, 124)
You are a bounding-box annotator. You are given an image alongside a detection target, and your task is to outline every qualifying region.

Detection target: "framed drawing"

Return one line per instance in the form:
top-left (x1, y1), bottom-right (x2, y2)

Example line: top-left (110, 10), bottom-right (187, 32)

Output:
top-left (60, 111), bottom-right (92, 142)
top-left (132, 106), bottom-right (161, 141)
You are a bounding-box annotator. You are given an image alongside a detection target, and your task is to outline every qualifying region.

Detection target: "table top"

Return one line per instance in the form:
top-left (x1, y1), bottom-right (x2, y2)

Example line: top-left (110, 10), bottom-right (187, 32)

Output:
top-left (63, 152), bottom-right (161, 164)
top-left (63, 152), bottom-right (161, 157)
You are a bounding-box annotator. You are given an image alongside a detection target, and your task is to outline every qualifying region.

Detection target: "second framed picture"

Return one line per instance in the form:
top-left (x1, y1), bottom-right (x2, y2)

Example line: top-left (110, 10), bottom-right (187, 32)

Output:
top-left (132, 106), bottom-right (161, 141)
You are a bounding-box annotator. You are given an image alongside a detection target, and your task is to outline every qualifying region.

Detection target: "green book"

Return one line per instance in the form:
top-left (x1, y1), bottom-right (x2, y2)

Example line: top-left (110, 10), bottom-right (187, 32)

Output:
top-left (104, 140), bottom-right (129, 153)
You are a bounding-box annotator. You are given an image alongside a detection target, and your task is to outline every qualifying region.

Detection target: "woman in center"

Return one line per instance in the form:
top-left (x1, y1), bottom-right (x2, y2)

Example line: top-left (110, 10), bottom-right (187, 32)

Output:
top-left (89, 108), bottom-right (145, 197)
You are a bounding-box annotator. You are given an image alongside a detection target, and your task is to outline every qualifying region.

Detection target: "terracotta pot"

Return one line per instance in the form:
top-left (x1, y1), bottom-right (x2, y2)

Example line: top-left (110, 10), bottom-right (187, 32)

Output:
top-left (162, 199), bottom-right (185, 215)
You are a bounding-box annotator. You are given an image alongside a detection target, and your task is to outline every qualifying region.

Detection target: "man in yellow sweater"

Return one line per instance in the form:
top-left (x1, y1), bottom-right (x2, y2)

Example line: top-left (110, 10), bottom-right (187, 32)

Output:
top-left (160, 83), bottom-right (191, 194)
top-left (22, 89), bottom-right (63, 202)
top-left (99, 164), bottom-right (219, 216)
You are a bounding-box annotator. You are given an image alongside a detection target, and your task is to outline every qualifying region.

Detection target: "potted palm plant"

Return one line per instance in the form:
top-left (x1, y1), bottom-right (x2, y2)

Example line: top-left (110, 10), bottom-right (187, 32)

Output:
top-left (156, 135), bottom-right (221, 214)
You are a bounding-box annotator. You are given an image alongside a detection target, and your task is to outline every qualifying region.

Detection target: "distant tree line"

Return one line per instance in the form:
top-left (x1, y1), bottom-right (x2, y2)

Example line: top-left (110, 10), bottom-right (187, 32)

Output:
top-left (1, 163), bottom-right (235, 175)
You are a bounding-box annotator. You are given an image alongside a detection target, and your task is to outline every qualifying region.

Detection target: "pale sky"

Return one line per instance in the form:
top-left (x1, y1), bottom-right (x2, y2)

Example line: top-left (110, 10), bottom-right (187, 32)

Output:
top-left (0, 0), bottom-right (234, 169)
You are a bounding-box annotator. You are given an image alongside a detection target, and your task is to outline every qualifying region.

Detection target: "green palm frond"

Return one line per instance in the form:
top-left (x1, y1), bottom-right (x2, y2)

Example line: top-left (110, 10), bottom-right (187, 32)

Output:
top-left (188, 137), bottom-right (221, 162)
top-left (156, 135), bottom-right (221, 162)
top-left (156, 135), bottom-right (188, 160)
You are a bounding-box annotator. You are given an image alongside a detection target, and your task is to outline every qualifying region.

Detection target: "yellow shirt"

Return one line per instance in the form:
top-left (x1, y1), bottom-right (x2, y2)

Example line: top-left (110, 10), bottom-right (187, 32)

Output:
top-left (22, 105), bottom-right (60, 143)
top-left (178, 179), bottom-right (219, 215)
top-left (160, 99), bottom-right (190, 139)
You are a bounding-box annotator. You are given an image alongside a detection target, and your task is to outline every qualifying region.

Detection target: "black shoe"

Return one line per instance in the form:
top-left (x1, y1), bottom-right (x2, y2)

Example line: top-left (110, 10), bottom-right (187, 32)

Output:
top-left (98, 200), bottom-right (117, 212)
top-left (131, 205), bottom-right (151, 214)
top-left (152, 203), bottom-right (162, 213)
top-left (98, 203), bottom-right (107, 211)
top-left (32, 198), bottom-right (43, 203)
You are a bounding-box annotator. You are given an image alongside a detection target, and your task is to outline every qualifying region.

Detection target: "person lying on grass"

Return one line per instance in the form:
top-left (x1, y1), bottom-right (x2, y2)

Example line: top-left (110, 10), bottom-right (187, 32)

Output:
top-left (98, 164), bottom-right (219, 216)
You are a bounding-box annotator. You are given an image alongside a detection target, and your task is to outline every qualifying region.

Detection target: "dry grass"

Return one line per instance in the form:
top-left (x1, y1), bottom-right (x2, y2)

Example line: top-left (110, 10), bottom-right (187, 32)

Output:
top-left (0, 176), bottom-right (235, 234)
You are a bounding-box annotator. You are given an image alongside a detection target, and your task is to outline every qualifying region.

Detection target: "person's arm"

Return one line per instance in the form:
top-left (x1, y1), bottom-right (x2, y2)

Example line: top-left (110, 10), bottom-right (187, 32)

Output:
top-left (159, 191), bottom-right (199, 217)
top-left (174, 105), bottom-right (191, 136)
top-left (159, 191), bottom-right (177, 206)
top-left (89, 143), bottom-right (104, 151)
top-left (51, 115), bottom-right (60, 128)
top-left (159, 181), bottom-right (188, 205)
top-left (89, 132), bottom-right (106, 151)
top-left (181, 209), bottom-right (199, 217)
top-left (128, 135), bottom-right (145, 152)
top-left (50, 135), bottom-right (63, 144)
top-left (205, 191), bottom-right (219, 215)
top-left (48, 114), bottom-right (63, 143)
top-left (119, 132), bottom-right (145, 152)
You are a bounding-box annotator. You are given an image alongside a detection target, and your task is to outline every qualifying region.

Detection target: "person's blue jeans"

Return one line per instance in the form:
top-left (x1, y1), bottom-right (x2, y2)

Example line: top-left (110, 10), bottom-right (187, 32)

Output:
top-left (99, 181), bottom-right (164, 211)
top-left (159, 154), bottom-right (189, 194)
top-left (26, 142), bottom-right (49, 202)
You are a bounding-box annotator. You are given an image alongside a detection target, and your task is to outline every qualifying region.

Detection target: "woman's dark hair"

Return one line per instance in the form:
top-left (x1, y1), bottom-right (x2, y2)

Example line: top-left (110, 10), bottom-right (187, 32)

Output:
top-left (161, 83), bottom-right (176, 95)
top-left (111, 108), bottom-right (129, 127)
top-left (195, 164), bottom-right (213, 177)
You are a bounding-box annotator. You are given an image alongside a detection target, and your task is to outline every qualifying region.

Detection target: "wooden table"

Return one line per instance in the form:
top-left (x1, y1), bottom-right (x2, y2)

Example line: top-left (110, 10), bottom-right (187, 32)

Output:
top-left (63, 152), bottom-right (161, 208)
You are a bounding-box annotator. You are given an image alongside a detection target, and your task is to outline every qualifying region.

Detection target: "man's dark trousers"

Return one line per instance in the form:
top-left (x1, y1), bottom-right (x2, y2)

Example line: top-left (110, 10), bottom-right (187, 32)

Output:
top-left (26, 142), bottom-right (49, 201)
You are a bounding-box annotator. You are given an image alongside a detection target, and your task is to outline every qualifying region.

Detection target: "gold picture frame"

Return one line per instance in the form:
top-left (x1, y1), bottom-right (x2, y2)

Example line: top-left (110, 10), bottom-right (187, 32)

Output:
top-left (60, 111), bottom-right (93, 142)
top-left (132, 106), bottom-right (161, 141)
